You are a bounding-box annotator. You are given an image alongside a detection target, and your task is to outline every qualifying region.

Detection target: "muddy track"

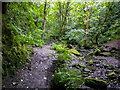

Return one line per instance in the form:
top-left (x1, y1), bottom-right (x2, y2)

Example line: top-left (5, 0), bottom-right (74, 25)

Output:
top-left (3, 45), bottom-right (57, 89)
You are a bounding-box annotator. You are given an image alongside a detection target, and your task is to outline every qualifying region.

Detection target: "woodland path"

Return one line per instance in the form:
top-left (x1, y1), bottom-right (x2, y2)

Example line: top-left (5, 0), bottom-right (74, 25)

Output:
top-left (3, 44), bottom-right (57, 89)
top-left (3, 39), bottom-right (120, 89)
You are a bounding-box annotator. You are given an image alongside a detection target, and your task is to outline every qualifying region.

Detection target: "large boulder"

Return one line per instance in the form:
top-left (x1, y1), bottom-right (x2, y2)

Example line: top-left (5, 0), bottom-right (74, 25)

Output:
top-left (85, 78), bottom-right (107, 89)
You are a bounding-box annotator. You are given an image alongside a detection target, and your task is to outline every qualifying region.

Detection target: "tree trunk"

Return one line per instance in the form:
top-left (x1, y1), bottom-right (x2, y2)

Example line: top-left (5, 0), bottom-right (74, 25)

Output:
top-left (42, 0), bottom-right (47, 40)
top-left (85, 8), bottom-right (90, 45)
top-left (59, 1), bottom-right (70, 40)
top-left (84, 14), bottom-right (87, 45)
top-left (58, 2), bottom-right (62, 39)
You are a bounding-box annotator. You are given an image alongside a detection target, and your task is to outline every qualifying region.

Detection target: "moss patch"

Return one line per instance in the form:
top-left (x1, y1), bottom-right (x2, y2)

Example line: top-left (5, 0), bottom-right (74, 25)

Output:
top-left (85, 78), bottom-right (107, 89)
top-left (87, 52), bottom-right (94, 56)
top-left (107, 65), bottom-right (114, 70)
top-left (87, 49), bottom-right (101, 56)
top-left (72, 64), bottom-right (85, 69)
top-left (100, 52), bottom-right (111, 56)
top-left (79, 57), bottom-right (84, 60)
top-left (108, 72), bottom-right (116, 79)
top-left (69, 49), bottom-right (80, 56)
top-left (86, 61), bottom-right (96, 66)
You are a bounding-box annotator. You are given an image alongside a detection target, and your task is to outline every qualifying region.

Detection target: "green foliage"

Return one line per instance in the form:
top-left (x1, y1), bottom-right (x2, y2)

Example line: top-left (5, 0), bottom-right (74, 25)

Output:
top-left (5, 2), bottom-right (119, 48)
top-left (51, 43), bottom-right (85, 88)
top-left (51, 43), bottom-right (66, 53)
top-left (2, 2), bottom-right (46, 78)
top-left (5, 2), bottom-right (45, 47)
top-left (53, 67), bottom-right (84, 89)
top-left (2, 1), bottom-right (120, 86)
top-left (64, 29), bottom-right (85, 46)
top-left (51, 43), bottom-right (72, 63)
top-left (87, 2), bottom-right (120, 45)
top-left (2, 27), bottom-right (32, 77)
top-left (21, 29), bottom-right (45, 47)
top-left (57, 52), bottom-right (72, 63)
top-left (59, 2), bottom-right (120, 46)
top-left (51, 43), bottom-right (70, 53)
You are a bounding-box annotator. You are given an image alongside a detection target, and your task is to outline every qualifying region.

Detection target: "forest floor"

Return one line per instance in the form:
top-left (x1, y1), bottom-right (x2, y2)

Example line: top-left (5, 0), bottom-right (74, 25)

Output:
top-left (2, 39), bottom-right (120, 89)
top-left (66, 39), bottom-right (120, 89)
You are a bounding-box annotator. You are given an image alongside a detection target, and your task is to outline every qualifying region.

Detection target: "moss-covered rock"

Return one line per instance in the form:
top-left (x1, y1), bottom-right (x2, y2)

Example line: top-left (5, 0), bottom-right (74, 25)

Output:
top-left (100, 52), bottom-right (111, 56)
top-left (70, 49), bottom-right (80, 56)
top-left (79, 57), bottom-right (84, 60)
top-left (85, 78), bottom-right (107, 89)
top-left (87, 52), bottom-right (94, 56)
top-left (72, 64), bottom-right (81, 69)
top-left (86, 61), bottom-right (96, 66)
top-left (80, 64), bottom-right (85, 68)
top-left (83, 68), bottom-right (90, 74)
top-left (72, 64), bottom-right (85, 69)
top-left (108, 72), bottom-right (116, 79)
top-left (107, 65), bottom-right (114, 70)
top-left (87, 49), bottom-right (101, 56)
top-left (115, 54), bottom-right (120, 59)
top-left (94, 49), bottom-right (101, 55)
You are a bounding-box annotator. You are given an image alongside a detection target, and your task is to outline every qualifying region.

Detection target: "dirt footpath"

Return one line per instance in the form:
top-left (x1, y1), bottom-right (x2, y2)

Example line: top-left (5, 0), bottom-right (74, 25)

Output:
top-left (3, 45), bottom-right (57, 89)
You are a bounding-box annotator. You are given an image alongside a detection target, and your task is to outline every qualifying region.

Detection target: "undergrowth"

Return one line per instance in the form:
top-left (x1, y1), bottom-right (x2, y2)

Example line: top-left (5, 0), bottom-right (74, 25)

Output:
top-left (51, 43), bottom-right (85, 89)
top-left (2, 24), bottom-right (33, 78)
top-left (53, 67), bottom-right (84, 89)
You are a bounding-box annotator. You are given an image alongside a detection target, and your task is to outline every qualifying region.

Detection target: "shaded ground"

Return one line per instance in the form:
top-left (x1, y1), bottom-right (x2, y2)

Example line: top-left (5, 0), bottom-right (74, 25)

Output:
top-left (2, 39), bottom-right (120, 89)
top-left (104, 39), bottom-right (120, 50)
top-left (2, 45), bottom-right (57, 89)
top-left (102, 39), bottom-right (120, 55)
top-left (67, 39), bottom-right (120, 89)
top-left (69, 50), bottom-right (120, 89)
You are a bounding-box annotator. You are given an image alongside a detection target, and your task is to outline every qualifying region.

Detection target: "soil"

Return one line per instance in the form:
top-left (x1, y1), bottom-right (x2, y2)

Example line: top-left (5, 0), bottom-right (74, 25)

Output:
top-left (2, 44), bottom-right (57, 89)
